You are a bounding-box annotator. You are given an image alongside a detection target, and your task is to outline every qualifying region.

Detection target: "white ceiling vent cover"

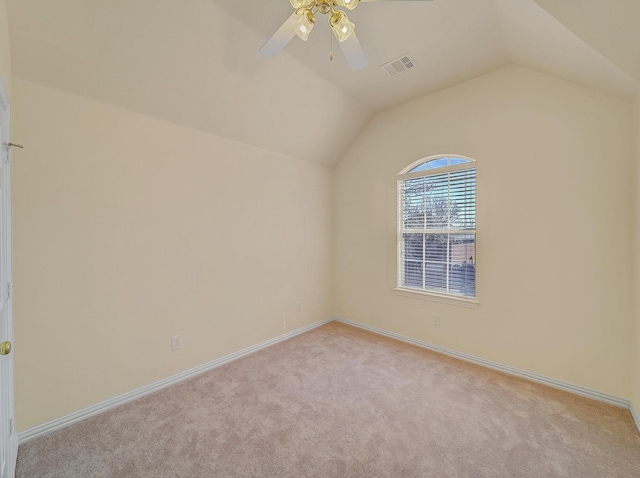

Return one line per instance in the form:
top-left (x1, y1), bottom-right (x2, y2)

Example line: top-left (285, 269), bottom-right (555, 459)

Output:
top-left (380, 54), bottom-right (417, 77)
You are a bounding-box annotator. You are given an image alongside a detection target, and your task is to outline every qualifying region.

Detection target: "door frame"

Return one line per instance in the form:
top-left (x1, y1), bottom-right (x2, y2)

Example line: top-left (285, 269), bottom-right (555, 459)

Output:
top-left (0, 74), bottom-right (16, 478)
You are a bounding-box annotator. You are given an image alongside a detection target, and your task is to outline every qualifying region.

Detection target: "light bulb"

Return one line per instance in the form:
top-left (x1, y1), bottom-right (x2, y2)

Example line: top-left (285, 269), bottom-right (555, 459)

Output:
top-left (335, 0), bottom-right (359, 10)
top-left (330, 11), bottom-right (355, 42)
top-left (294, 10), bottom-right (315, 41)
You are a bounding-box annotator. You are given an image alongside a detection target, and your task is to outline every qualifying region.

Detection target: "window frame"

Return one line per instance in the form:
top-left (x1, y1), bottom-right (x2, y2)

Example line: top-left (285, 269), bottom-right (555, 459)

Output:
top-left (395, 154), bottom-right (479, 308)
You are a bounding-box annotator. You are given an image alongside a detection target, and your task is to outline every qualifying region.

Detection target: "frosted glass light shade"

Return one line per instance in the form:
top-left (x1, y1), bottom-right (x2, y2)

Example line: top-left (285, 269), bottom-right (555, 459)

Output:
top-left (294, 10), bottom-right (315, 41)
top-left (290, 0), bottom-right (315, 9)
top-left (330, 11), bottom-right (355, 42)
top-left (335, 0), bottom-right (359, 10)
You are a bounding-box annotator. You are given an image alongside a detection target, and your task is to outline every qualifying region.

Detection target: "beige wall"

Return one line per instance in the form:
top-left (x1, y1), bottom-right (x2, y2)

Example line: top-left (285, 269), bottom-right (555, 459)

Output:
top-left (334, 66), bottom-right (635, 399)
top-left (0, 0), bottom-right (11, 96)
top-left (12, 78), bottom-right (334, 431)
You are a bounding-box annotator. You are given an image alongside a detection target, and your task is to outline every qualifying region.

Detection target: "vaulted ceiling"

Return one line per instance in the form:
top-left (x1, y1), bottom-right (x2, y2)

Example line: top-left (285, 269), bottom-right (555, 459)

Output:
top-left (6, 0), bottom-right (640, 166)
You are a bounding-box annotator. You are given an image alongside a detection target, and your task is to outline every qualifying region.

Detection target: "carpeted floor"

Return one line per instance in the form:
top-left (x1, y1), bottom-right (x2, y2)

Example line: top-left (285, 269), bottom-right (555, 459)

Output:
top-left (16, 322), bottom-right (640, 477)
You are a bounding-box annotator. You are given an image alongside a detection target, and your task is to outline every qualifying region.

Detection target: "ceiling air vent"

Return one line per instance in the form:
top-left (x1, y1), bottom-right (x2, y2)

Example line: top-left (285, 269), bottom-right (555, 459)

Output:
top-left (380, 54), bottom-right (417, 77)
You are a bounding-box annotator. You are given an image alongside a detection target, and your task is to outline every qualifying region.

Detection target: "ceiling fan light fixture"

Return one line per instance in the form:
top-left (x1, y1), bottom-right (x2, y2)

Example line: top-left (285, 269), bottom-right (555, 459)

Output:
top-left (334, 0), bottom-right (359, 11)
top-left (330, 11), bottom-right (355, 42)
top-left (294, 9), bottom-right (316, 41)
top-left (289, 0), bottom-right (313, 9)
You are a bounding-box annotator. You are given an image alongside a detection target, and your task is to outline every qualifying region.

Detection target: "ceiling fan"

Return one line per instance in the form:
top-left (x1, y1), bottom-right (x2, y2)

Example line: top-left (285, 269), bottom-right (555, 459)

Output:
top-left (260, 0), bottom-right (433, 71)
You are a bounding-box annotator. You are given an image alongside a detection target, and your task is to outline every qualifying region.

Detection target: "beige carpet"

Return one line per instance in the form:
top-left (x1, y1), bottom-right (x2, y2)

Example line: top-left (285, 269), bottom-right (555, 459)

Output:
top-left (16, 322), bottom-right (640, 477)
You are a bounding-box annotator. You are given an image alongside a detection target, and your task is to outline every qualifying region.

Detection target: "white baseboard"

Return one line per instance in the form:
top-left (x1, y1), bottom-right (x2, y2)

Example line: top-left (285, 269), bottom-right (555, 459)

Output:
top-left (18, 318), bottom-right (332, 444)
top-left (334, 317), bottom-right (638, 429)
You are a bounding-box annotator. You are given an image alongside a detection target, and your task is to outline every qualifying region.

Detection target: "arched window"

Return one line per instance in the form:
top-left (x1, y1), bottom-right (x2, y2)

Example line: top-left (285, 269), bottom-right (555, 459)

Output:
top-left (397, 155), bottom-right (477, 302)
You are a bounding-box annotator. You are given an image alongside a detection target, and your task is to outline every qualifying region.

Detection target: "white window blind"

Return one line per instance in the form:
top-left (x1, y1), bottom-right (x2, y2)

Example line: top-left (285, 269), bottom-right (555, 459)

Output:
top-left (398, 157), bottom-right (476, 298)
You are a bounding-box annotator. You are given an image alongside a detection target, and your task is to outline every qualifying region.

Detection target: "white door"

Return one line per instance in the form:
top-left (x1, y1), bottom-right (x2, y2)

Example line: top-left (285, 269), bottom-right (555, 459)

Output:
top-left (0, 76), bottom-right (16, 478)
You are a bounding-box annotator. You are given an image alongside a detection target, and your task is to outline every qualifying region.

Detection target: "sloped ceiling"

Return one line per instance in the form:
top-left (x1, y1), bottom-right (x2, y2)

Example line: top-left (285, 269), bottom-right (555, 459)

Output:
top-left (6, 0), bottom-right (640, 166)
top-left (6, 0), bottom-right (371, 166)
top-left (533, 0), bottom-right (640, 84)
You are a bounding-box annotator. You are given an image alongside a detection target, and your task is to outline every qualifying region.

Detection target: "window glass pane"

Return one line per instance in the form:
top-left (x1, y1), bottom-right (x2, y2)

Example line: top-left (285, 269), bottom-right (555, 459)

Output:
top-left (425, 233), bottom-right (448, 293)
top-left (402, 233), bottom-right (424, 289)
top-left (449, 234), bottom-right (476, 297)
top-left (425, 175), bottom-right (449, 230)
top-left (425, 262), bottom-right (447, 292)
top-left (450, 157), bottom-right (470, 166)
top-left (408, 163), bottom-right (427, 173)
top-left (402, 177), bottom-right (425, 229)
top-left (403, 233), bottom-right (424, 261)
top-left (449, 169), bottom-right (476, 230)
top-left (425, 158), bottom-right (449, 170)
top-left (402, 260), bottom-right (423, 288)
top-left (424, 234), bottom-right (448, 293)
top-left (425, 233), bottom-right (447, 261)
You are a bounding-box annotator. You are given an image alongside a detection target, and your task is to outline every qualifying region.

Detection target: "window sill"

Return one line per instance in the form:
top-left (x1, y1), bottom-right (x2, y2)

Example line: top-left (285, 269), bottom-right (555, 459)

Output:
top-left (394, 287), bottom-right (479, 308)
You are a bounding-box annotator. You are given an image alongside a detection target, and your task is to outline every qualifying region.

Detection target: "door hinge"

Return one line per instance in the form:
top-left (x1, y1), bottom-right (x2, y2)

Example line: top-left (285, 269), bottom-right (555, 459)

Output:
top-left (5, 143), bottom-right (22, 164)
top-left (9, 418), bottom-right (13, 436)
top-left (6, 282), bottom-right (10, 300)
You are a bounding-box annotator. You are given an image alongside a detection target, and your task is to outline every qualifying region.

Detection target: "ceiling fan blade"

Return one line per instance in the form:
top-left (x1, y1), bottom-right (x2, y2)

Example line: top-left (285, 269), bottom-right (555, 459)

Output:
top-left (260, 13), bottom-right (299, 57)
top-left (337, 31), bottom-right (368, 71)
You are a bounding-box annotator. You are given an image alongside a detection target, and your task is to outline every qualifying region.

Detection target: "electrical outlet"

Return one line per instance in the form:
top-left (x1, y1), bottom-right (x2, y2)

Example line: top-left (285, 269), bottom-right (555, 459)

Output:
top-left (296, 301), bottom-right (302, 313)
top-left (432, 316), bottom-right (441, 326)
top-left (171, 335), bottom-right (182, 350)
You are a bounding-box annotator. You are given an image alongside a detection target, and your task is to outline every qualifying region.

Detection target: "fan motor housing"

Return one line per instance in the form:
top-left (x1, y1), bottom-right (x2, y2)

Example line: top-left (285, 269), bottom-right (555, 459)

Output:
top-left (317, 2), bottom-right (332, 14)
